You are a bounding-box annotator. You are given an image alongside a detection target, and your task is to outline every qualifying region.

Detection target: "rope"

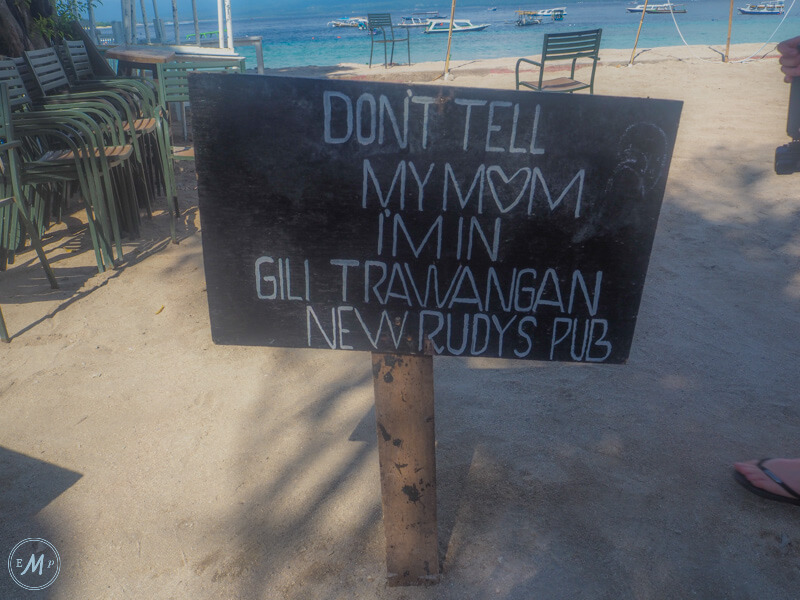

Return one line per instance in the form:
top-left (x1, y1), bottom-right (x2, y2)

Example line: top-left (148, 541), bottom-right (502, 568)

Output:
top-left (662, 0), bottom-right (795, 63)
top-left (730, 0), bottom-right (796, 62)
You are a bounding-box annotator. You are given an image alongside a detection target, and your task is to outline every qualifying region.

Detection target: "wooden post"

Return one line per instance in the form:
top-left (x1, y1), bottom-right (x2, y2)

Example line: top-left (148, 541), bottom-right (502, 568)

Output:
top-left (629, 0), bottom-right (650, 66)
top-left (371, 351), bottom-right (440, 586)
top-left (140, 0), bottom-right (151, 44)
top-left (443, 0), bottom-right (457, 79)
top-left (724, 0), bottom-right (734, 63)
top-left (191, 0), bottom-right (201, 46)
top-left (171, 0), bottom-right (180, 46)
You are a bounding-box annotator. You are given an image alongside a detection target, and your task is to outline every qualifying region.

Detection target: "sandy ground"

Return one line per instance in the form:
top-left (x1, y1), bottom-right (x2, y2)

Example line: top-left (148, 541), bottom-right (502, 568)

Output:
top-left (2, 43), bottom-right (800, 599)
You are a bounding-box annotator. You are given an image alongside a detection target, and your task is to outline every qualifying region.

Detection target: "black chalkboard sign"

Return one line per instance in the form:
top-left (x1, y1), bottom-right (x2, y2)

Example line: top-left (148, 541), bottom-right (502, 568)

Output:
top-left (190, 74), bottom-right (681, 363)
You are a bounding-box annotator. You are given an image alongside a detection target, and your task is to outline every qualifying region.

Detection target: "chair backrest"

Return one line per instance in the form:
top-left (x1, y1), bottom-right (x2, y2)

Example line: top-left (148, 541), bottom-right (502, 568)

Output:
top-left (55, 43), bottom-right (77, 83)
top-left (12, 57), bottom-right (41, 100)
top-left (0, 82), bottom-right (16, 147)
top-left (0, 60), bottom-right (33, 113)
top-left (368, 13), bottom-right (394, 33)
top-left (62, 40), bottom-right (95, 82)
top-left (0, 83), bottom-right (22, 265)
top-left (157, 59), bottom-right (246, 105)
top-left (23, 47), bottom-right (72, 97)
top-left (541, 29), bottom-right (602, 62)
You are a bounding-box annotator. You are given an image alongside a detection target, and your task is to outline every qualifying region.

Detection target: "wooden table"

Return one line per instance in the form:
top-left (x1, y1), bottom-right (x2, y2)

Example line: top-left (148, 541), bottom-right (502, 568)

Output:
top-left (104, 45), bottom-right (177, 76)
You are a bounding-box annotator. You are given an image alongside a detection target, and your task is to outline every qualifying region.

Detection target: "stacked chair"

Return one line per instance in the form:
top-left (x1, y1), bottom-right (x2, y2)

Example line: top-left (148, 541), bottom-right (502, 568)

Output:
top-left (155, 58), bottom-right (246, 218)
top-left (0, 84), bottom-right (60, 341)
top-left (0, 39), bottom-right (183, 276)
top-left (0, 58), bottom-right (138, 271)
top-left (1, 39), bottom-right (247, 290)
top-left (22, 47), bottom-right (165, 240)
top-left (0, 63), bottom-right (130, 272)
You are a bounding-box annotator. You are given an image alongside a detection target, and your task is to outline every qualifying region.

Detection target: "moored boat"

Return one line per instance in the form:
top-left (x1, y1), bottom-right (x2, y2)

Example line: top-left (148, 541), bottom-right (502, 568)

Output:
top-left (327, 17), bottom-right (368, 28)
top-left (535, 6), bottom-right (567, 18)
top-left (397, 11), bottom-right (442, 27)
top-left (738, 1), bottom-right (784, 13)
top-left (515, 11), bottom-right (542, 26)
top-left (628, 2), bottom-right (686, 12)
top-left (645, 3), bottom-right (687, 13)
top-left (627, 2), bottom-right (686, 12)
top-left (515, 7), bottom-right (566, 25)
top-left (424, 19), bottom-right (490, 33)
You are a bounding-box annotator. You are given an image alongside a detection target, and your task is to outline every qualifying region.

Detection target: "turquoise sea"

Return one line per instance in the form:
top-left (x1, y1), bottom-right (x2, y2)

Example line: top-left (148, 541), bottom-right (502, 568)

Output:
top-left (175, 0), bottom-right (800, 69)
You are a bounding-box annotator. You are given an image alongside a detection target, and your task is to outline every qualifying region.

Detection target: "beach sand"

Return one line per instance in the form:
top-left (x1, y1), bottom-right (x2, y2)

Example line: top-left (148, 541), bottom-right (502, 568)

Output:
top-left (2, 42), bottom-right (799, 599)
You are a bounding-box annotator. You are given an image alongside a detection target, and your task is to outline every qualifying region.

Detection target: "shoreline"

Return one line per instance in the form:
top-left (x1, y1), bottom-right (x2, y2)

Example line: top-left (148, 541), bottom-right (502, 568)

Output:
top-left (262, 42), bottom-right (781, 82)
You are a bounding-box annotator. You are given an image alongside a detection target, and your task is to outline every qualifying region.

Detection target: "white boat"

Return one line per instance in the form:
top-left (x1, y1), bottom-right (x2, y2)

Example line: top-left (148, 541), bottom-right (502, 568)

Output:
top-left (627, 2), bottom-right (686, 12)
top-left (424, 19), bottom-right (491, 33)
top-left (515, 11), bottom-right (543, 26)
top-left (738, 1), bottom-right (784, 13)
top-left (515, 7), bottom-right (566, 25)
top-left (535, 7), bottom-right (567, 17)
top-left (327, 17), bottom-right (368, 28)
top-left (397, 11), bottom-right (441, 27)
top-left (647, 3), bottom-right (686, 13)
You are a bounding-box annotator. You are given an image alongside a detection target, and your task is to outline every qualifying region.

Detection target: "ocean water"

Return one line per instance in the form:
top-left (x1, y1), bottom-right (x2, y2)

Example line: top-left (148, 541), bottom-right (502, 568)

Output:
top-left (183, 1), bottom-right (800, 69)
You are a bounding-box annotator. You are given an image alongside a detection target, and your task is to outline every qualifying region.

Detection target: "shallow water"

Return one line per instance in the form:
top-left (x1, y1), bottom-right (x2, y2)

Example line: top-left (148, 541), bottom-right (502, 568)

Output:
top-left (163, 0), bottom-right (800, 68)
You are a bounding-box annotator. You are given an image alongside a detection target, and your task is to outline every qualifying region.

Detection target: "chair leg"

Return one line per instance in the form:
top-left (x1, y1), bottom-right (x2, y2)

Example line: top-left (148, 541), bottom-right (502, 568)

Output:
top-left (180, 102), bottom-right (188, 141)
top-left (0, 304), bottom-right (9, 342)
top-left (11, 196), bottom-right (58, 290)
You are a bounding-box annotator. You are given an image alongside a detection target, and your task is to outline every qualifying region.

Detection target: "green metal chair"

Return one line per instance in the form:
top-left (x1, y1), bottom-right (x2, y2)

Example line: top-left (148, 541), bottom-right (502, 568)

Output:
top-left (155, 58), bottom-right (247, 238)
top-left (0, 70), bottom-right (129, 273)
top-left (0, 138), bottom-right (60, 342)
top-left (516, 29), bottom-right (602, 94)
top-left (17, 51), bottom-right (153, 258)
top-left (367, 13), bottom-right (411, 68)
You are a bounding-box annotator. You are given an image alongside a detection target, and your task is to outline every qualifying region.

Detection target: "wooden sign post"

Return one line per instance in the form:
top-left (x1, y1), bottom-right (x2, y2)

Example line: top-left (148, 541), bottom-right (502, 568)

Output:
top-left (189, 73), bottom-right (682, 585)
top-left (372, 351), bottom-right (439, 585)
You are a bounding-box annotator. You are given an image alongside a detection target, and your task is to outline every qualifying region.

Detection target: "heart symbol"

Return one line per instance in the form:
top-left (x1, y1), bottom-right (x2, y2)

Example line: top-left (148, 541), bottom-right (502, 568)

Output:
top-left (486, 166), bottom-right (531, 213)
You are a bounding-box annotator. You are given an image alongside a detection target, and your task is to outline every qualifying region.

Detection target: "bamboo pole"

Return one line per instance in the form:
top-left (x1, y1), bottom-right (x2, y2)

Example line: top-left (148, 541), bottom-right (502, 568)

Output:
top-left (129, 0), bottom-right (137, 43)
top-left (121, 0), bottom-right (130, 43)
top-left (151, 0), bottom-right (161, 24)
top-left (629, 0), bottom-right (650, 66)
top-left (171, 0), bottom-right (180, 45)
top-left (140, 0), bottom-right (151, 44)
top-left (87, 0), bottom-right (99, 43)
top-left (724, 0), bottom-right (734, 62)
top-left (443, 0), bottom-right (457, 79)
top-left (217, 0), bottom-right (224, 48)
top-left (191, 0), bottom-right (201, 44)
top-left (151, 0), bottom-right (162, 42)
top-left (224, 0), bottom-right (234, 50)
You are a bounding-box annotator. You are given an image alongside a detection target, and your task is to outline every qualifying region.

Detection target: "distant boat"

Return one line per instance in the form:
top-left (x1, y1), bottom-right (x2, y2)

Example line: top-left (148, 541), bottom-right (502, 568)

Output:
top-left (424, 19), bottom-right (491, 33)
top-left (535, 7), bottom-right (568, 17)
top-left (627, 2), bottom-right (686, 12)
top-left (515, 7), bottom-right (566, 25)
top-left (515, 11), bottom-right (542, 26)
top-left (327, 17), bottom-right (368, 28)
top-left (488, 6), bottom-right (498, 11)
top-left (397, 11), bottom-right (441, 27)
top-left (646, 3), bottom-right (686, 13)
top-left (738, 1), bottom-right (784, 13)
